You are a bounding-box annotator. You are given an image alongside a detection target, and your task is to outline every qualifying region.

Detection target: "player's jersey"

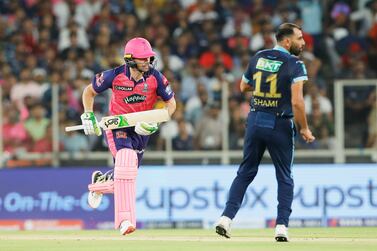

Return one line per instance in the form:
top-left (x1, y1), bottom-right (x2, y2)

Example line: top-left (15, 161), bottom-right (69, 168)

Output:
top-left (92, 64), bottom-right (174, 115)
top-left (243, 45), bottom-right (308, 117)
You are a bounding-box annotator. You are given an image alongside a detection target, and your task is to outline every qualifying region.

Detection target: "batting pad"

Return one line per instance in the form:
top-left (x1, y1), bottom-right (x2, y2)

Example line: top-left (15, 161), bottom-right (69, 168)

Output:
top-left (88, 180), bottom-right (114, 193)
top-left (114, 148), bottom-right (138, 229)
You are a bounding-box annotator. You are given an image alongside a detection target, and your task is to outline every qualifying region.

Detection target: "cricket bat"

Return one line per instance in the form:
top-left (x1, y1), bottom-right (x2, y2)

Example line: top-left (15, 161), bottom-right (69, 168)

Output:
top-left (65, 109), bottom-right (170, 132)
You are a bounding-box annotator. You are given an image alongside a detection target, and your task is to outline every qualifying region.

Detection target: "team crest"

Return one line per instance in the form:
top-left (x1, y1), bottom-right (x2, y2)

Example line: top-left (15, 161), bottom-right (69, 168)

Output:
top-left (142, 83), bottom-right (148, 92)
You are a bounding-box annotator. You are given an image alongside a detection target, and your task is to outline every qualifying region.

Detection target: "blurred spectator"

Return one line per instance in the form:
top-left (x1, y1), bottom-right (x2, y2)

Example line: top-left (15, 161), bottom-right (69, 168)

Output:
top-left (24, 103), bottom-right (51, 144)
top-left (228, 108), bottom-right (245, 150)
top-left (60, 31), bottom-right (86, 60)
top-left (156, 44), bottom-right (184, 74)
top-left (185, 83), bottom-right (210, 126)
top-left (343, 59), bottom-right (375, 79)
top-left (1, 73), bottom-right (17, 103)
top-left (61, 121), bottom-right (89, 153)
top-left (157, 109), bottom-right (194, 150)
top-left (297, 0), bottom-right (322, 36)
top-left (307, 98), bottom-right (335, 149)
top-left (90, 3), bottom-right (118, 35)
top-left (249, 18), bottom-right (275, 52)
top-left (272, 2), bottom-right (301, 28)
top-left (180, 57), bottom-right (209, 102)
top-left (172, 119), bottom-right (195, 151)
top-left (31, 124), bottom-right (53, 153)
top-left (2, 103), bottom-right (30, 154)
top-left (344, 85), bottom-right (376, 147)
top-left (58, 18), bottom-right (89, 52)
top-left (188, 0), bottom-right (218, 24)
top-left (10, 68), bottom-right (44, 103)
top-left (199, 41), bottom-right (233, 74)
top-left (208, 63), bottom-right (234, 101)
top-left (324, 1), bottom-right (352, 73)
top-left (195, 102), bottom-right (223, 150)
top-left (350, 0), bottom-right (377, 36)
top-left (221, 7), bottom-right (251, 38)
top-left (304, 84), bottom-right (333, 121)
top-left (53, 0), bottom-right (77, 29)
top-left (76, 0), bottom-right (103, 29)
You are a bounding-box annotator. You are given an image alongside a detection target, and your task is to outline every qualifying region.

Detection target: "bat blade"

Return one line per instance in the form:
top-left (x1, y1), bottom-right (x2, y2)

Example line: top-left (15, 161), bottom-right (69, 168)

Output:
top-left (64, 109), bottom-right (170, 132)
top-left (100, 109), bottom-right (170, 130)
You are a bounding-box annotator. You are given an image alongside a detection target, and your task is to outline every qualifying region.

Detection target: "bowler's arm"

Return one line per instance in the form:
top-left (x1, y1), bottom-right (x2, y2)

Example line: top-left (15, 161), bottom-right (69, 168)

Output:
top-left (240, 78), bottom-right (254, 93)
top-left (291, 81), bottom-right (308, 129)
top-left (291, 81), bottom-right (315, 143)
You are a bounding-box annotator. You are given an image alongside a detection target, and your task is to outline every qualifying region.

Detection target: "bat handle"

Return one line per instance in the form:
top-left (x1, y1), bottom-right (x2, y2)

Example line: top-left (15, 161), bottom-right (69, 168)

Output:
top-left (65, 125), bottom-right (85, 132)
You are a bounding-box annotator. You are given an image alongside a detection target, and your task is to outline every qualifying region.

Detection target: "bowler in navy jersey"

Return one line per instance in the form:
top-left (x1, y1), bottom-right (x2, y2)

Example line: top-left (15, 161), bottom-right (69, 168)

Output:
top-left (215, 23), bottom-right (315, 242)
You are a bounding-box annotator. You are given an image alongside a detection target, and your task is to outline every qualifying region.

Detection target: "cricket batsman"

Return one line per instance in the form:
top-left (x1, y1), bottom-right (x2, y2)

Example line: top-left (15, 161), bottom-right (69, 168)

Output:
top-left (80, 37), bottom-right (176, 235)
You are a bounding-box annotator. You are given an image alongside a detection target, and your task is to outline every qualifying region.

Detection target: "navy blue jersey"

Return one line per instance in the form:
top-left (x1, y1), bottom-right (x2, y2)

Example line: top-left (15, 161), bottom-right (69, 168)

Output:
top-left (243, 46), bottom-right (308, 117)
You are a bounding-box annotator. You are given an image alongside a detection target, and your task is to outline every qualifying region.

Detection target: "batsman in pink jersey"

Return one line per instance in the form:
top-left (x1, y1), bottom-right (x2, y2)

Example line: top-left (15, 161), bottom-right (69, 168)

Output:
top-left (80, 37), bottom-right (176, 235)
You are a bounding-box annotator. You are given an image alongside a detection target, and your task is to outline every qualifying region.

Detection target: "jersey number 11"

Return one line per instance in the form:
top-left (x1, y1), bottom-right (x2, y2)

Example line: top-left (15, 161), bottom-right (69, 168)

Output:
top-left (253, 71), bottom-right (282, 98)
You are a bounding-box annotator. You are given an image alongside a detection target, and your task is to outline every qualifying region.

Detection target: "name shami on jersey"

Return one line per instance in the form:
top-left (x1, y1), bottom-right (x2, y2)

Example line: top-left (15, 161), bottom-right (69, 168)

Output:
top-left (253, 97), bottom-right (279, 107)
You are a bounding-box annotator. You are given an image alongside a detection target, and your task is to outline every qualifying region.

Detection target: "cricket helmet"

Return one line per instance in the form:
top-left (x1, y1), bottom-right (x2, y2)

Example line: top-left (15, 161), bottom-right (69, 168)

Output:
top-left (124, 37), bottom-right (156, 59)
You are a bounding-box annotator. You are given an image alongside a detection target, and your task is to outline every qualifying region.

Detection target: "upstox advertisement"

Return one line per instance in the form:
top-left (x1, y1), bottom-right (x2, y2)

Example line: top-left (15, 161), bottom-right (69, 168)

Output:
top-left (0, 164), bottom-right (376, 229)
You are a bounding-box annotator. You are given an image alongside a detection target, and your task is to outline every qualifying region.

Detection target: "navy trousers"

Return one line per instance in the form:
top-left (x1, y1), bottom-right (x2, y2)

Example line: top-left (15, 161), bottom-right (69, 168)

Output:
top-left (222, 111), bottom-right (296, 227)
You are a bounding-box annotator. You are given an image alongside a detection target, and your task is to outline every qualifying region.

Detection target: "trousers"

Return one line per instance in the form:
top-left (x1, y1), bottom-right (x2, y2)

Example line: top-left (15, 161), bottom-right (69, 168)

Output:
top-left (223, 111), bottom-right (296, 227)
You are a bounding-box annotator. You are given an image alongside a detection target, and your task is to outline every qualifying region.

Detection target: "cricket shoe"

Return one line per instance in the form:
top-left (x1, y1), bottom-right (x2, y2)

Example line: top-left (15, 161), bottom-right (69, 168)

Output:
top-left (275, 224), bottom-right (289, 242)
top-left (215, 216), bottom-right (232, 238)
top-left (120, 220), bottom-right (136, 235)
top-left (87, 170), bottom-right (104, 209)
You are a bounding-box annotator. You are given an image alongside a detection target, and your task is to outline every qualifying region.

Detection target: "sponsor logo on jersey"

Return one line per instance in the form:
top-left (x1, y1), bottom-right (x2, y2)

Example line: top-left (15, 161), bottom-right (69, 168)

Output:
top-left (256, 58), bottom-right (283, 73)
top-left (124, 94), bottom-right (147, 104)
top-left (95, 72), bottom-right (104, 87)
top-left (114, 85), bottom-right (133, 91)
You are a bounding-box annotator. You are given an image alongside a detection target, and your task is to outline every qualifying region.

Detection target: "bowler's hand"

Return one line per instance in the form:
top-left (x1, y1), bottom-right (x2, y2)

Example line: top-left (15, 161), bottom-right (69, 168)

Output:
top-left (135, 122), bottom-right (159, 136)
top-left (300, 128), bottom-right (315, 143)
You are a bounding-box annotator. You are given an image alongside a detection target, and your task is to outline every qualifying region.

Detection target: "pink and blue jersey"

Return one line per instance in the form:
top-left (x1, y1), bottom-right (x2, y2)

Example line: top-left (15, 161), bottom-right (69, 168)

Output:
top-left (92, 64), bottom-right (174, 115)
top-left (91, 64), bottom-right (174, 164)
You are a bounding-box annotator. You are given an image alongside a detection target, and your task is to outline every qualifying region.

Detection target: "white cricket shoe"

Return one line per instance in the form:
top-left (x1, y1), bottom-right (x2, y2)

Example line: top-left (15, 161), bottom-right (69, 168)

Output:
top-left (275, 224), bottom-right (289, 242)
top-left (120, 220), bottom-right (136, 235)
top-left (87, 171), bottom-right (104, 209)
top-left (215, 216), bottom-right (232, 238)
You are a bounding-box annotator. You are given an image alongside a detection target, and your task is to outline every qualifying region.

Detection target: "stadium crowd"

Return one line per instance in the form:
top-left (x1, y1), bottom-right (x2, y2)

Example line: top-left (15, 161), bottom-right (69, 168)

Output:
top-left (1, 0), bottom-right (376, 165)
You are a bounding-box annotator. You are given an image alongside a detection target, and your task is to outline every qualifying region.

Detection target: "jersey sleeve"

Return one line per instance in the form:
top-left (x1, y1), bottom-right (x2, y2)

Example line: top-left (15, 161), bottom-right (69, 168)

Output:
top-left (291, 59), bottom-right (308, 84)
top-left (91, 69), bottom-right (115, 93)
top-left (242, 62), bottom-right (253, 85)
top-left (155, 71), bottom-right (175, 101)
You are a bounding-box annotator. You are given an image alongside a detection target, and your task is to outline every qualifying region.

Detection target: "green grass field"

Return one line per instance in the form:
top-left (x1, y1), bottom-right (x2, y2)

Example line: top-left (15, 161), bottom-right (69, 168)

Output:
top-left (1, 227), bottom-right (376, 251)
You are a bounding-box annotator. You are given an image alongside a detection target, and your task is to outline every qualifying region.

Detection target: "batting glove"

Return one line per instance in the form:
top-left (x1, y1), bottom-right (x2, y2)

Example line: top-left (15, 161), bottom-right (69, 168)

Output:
top-left (135, 122), bottom-right (159, 136)
top-left (80, 112), bottom-right (102, 136)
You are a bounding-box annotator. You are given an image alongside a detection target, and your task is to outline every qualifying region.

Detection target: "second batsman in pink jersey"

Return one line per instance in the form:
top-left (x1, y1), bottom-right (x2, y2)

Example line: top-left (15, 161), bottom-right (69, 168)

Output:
top-left (79, 37), bottom-right (176, 235)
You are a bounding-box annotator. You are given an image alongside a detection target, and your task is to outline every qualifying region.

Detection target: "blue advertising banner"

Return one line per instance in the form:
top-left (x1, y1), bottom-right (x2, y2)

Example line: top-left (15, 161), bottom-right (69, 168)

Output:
top-left (0, 168), bottom-right (113, 229)
top-left (0, 164), bottom-right (376, 229)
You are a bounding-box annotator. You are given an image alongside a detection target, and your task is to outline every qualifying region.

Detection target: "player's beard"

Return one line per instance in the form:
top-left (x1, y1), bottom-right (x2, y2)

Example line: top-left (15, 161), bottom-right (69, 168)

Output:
top-left (136, 63), bottom-right (150, 73)
top-left (290, 43), bottom-right (303, 56)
